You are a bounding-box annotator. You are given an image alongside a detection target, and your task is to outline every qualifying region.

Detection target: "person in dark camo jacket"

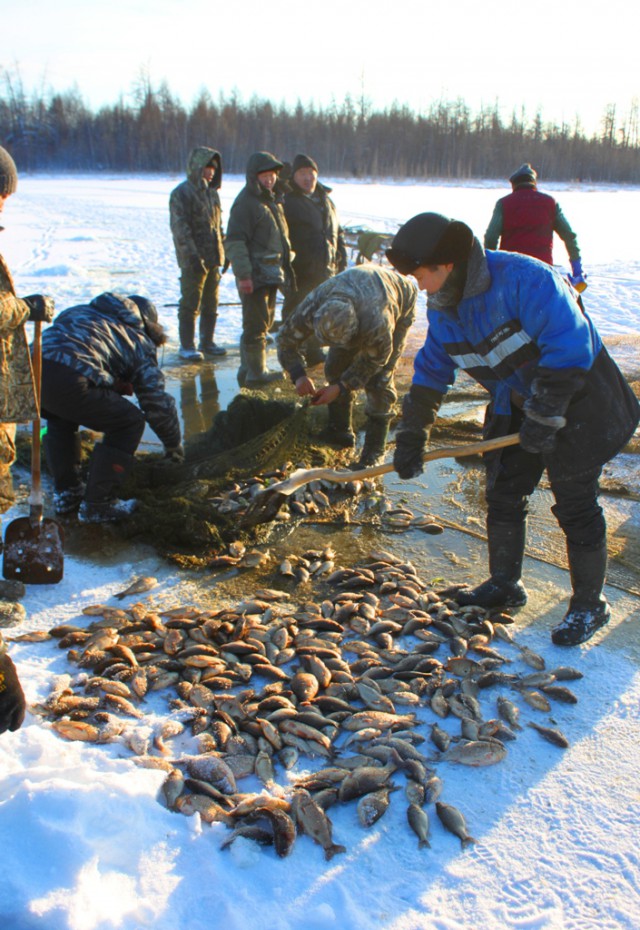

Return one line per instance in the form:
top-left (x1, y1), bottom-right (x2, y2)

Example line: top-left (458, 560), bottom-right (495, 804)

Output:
top-left (277, 264), bottom-right (417, 468)
top-left (225, 151), bottom-right (294, 386)
top-left (170, 146), bottom-right (226, 361)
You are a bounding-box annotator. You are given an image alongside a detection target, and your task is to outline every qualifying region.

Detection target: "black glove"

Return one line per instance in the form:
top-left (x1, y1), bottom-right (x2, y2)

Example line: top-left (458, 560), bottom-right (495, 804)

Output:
top-left (520, 366), bottom-right (585, 455)
top-left (190, 256), bottom-right (205, 275)
top-left (163, 444), bottom-right (185, 464)
top-left (393, 384), bottom-right (444, 479)
top-left (0, 651), bottom-right (26, 734)
top-left (222, 258), bottom-right (230, 274)
top-left (23, 294), bottom-right (55, 323)
top-left (519, 414), bottom-right (562, 454)
top-left (394, 427), bottom-right (429, 479)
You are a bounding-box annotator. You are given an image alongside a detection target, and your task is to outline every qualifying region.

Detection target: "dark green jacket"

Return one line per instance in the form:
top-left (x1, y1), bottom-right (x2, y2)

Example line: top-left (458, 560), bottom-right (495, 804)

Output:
top-left (284, 180), bottom-right (347, 289)
top-left (169, 146), bottom-right (225, 271)
top-left (225, 152), bottom-right (294, 290)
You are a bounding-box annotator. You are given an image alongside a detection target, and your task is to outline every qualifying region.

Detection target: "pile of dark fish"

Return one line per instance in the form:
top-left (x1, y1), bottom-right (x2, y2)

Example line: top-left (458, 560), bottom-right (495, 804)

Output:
top-left (27, 548), bottom-right (582, 859)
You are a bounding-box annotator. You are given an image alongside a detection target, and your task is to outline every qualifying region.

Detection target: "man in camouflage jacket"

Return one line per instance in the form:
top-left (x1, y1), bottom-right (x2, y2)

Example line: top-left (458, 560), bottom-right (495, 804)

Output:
top-left (0, 146), bottom-right (55, 627)
top-left (277, 265), bottom-right (417, 467)
top-left (40, 292), bottom-right (182, 524)
top-left (225, 152), bottom-right (294, 385)
top-left (170, 146), bottom-right (226, 361)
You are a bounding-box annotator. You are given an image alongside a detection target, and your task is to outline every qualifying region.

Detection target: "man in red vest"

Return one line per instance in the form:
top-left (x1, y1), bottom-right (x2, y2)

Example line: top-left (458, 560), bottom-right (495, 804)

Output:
top-left (484, 163), bottom-right (587, 291)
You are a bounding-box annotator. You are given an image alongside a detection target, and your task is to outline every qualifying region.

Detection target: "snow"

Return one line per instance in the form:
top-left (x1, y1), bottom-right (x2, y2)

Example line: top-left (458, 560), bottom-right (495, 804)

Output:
top-left (1, 175), bottom-right (640, 930)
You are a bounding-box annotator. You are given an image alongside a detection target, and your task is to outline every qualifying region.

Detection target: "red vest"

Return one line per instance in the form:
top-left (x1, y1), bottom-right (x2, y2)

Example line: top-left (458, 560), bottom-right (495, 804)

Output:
top-left (500, 188), bottom-right (556, 264)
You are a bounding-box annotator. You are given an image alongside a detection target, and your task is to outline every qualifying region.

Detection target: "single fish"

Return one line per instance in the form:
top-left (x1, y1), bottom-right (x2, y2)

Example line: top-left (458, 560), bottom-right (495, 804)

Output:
top-left (407, 803), bottom-right (431, 848)
top-left (436, 801), bottom-right (476, 848)
top-left (113, 576), bottom-right (158, 600)
top-left (442, 738), bottom-right (507, 767)
top-left (292, 789), bottom-right (346, 860)
top-left (527, 721), bottom-right (570, 748)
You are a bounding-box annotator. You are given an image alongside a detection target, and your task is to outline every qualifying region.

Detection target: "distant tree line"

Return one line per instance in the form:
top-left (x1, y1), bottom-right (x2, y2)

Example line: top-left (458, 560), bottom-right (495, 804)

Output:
top-left (1, 70), bottom-right (639, 183)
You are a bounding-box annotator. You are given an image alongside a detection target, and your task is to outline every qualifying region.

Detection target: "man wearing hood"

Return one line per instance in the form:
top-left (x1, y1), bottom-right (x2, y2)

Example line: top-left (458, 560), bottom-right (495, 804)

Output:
top-left (484, 163), bottom-right (586, 291)
top-left (170, 146), bottom-right (226, 361)
top-left (225, 151), bottom-right (294, 385)
top-left (40, 293), bottom-right (182, 523)
top-left (277, 265), bottom-right (417, 468)
top-left (387, 212), bottom-right (639, 646)
top-left (282, 153), bottom-right (348, 365)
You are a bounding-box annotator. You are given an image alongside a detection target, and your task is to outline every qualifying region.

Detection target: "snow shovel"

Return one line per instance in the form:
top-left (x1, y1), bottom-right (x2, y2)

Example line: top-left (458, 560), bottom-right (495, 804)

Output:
top-left (241, 432), bottom-right (521, 528)
top-left (3, 320), bottom-right (64, 584)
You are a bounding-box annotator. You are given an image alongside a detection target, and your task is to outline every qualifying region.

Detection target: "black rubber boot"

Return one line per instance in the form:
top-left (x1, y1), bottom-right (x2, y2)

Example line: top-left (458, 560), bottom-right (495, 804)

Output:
top-left (551, 542), bottom-right (610, 645)
top-left (78, 445), bottom-right (138, 524)
top-left (318, 395), bottom-right (355, 449)
top-left (178, 316), bottom-right (204, 361)
top-left (352, 415), bottom-right (390, 468)
top-left (199, 311), bottom-right (226, 357)
top-left (244, 343), bottom-right (283, 386)
top-left (454, 521), bottom-right (528, 608)
top-left (44, 431), bottom-right (85, 514)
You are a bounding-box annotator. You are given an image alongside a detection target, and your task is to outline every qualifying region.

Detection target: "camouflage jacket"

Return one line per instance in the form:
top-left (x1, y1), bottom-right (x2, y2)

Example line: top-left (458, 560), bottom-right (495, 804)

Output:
top-left (277, 265), bottom-right (418, 390)
top-left (41, 293), bottom-right (181, 448)
top-left (170, 146), bottom-right (225, 270)
top-left (284, 181), bottom-right (347, 288)
top-left (0, 252), bottom-right (37, 424)
top-left (225, 153), bottom-right (294, 290)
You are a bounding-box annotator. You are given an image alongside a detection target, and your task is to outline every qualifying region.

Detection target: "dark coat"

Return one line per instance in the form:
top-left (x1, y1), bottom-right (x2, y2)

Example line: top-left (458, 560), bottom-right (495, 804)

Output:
top-left (169, 146), bottom-right (225, 271)
top-left (225, 153), bottom-right (294, 291)
top-left (41, 293), bottom-right (180, 448)
top-left (284, 180), bottom-right (347, 289)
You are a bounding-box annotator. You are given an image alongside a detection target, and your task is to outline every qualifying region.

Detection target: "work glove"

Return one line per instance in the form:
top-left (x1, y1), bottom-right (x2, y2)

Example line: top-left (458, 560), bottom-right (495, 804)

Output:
top-left (519, 413), bottom-right (563, 454)
top-left (163, 444), bottom-right (185, 464)
top-left (393, 384), bottom-right (444, 479)
top-left (394, 427), bottom-right (429, 479)
top-left (0, 651), bottom-right (26, 734)
top-left (23, 294), bottom-right (55, 323)
top-left (568, 259), bottom-right (587, 293)
top-left (519, 366), bottom-right (585, 455)
top-left (190, 256), bottom-right (205, 275)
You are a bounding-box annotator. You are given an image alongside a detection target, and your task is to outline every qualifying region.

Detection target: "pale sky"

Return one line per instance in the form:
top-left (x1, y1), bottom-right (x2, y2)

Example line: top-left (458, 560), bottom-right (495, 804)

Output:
top-left (3, 0), bottom-right (638, 138)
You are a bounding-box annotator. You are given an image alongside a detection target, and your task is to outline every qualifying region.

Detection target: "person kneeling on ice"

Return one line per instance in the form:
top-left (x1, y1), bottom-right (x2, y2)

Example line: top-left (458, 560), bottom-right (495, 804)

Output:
top-left (386, 212), bottom-right (640, 646)
top-left (40, 293), bottom-right (183, 524)
top-left (277, 265), bottom-right (417, 468)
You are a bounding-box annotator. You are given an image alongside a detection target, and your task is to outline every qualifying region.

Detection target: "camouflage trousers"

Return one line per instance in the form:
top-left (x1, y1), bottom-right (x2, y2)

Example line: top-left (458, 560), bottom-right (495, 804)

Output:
top-left (325, 349), bottom-right (397, 418)
top-left (178, 266), bottom-right (220, 347)
top-left (0, 422), bottom-right (17, 515)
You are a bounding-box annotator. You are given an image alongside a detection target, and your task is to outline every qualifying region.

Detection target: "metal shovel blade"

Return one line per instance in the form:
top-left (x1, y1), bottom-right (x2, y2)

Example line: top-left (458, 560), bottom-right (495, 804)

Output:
top-left (3, 516), bottom-right (65, 584)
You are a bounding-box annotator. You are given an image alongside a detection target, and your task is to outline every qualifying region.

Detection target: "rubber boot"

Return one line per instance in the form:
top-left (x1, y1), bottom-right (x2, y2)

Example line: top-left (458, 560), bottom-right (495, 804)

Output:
top-left (198, 310), bottom-right (226, 357)
top-left (44, 431), bottom-right (85, 514)
top-left (454, 521), bottom-right (528, 608)
top-left (237, 338), bottom-right (248, 387)
top-left (351, 415), bottom-right (390, 469)
top-left (178, 316), bottom-right (204, 361)
top-left (318, 395), bottom-right (356, 449)
top-left (78, 444), bottom-right (138, 524)
top-left (551, 542), bottom-right (610, 645)
top-left (244, 343), bottom-right (283, 386)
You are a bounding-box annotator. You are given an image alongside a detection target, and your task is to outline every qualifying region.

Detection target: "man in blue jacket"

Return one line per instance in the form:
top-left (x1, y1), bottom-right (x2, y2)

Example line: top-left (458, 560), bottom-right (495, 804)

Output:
top-left (386, 212), bottom-right (639, 646)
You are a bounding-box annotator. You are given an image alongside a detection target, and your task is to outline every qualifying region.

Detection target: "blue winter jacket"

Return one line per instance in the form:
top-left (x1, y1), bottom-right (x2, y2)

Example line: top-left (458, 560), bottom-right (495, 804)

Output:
top-left (413, 248), bottom-right (638, 475)
top-left (41, 293), bottom-right (180, 448)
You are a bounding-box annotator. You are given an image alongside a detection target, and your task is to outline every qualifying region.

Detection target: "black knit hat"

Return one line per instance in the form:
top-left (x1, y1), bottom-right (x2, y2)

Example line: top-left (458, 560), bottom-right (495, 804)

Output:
top-left (386, 212), bottom-right (474, 273)
top-left (509, 163), bottom-right (537, 187)
top-left (129, 295), bottom-right (158, 326)
top-left (292, 153), bottom-right (319, 174)
top-left (0, 146), bottom-right (18, 196)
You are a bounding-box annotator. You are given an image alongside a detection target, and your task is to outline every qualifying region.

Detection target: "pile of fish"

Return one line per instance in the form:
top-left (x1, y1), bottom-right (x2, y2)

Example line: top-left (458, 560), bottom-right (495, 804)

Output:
top-left (27, 549), bottom-right (582, 859)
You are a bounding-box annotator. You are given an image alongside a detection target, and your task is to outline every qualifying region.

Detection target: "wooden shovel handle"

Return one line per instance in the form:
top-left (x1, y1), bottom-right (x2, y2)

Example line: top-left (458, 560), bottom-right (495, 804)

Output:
top-left (29, 320), bottom-right (43, 517)
top-left (334, 431), bottom-right (521, 483)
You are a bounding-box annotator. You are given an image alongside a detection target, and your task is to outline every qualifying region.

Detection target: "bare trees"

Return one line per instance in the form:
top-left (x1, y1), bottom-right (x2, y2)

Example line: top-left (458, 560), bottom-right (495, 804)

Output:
top-left (0, 67), bottom-right (638, 182)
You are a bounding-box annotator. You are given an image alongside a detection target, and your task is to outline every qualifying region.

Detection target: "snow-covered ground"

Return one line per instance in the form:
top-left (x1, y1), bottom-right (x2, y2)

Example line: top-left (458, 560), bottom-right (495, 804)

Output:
top-left (1, 176), bottom-right (639, 930)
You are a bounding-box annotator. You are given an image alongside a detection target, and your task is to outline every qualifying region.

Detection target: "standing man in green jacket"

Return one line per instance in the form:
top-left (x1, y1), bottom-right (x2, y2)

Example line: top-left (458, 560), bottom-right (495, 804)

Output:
top-left (170, 146), bottom-right (226, 361)
top-left (282, 153), bottom-right (348, 366)
top-left (225, 152), bottom-right (294, 385)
